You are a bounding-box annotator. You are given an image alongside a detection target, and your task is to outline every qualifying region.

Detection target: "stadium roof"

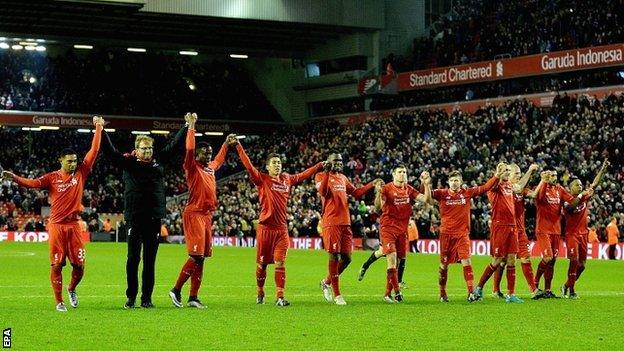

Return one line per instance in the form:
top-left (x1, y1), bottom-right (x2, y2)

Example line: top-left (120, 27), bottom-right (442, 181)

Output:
top-left (0, 0), bottom-right (364, 57)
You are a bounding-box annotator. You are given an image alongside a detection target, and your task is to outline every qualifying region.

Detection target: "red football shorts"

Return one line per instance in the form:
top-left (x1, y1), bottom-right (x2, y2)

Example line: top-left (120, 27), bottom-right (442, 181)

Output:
top-left (489, 224), bottom-right (518, 257)
top-left (536, 233), bottom-right (560, 258)
top-left (256, 224), bottom-right (289, 265)
top-left (516, 228), bottom-right (531, 259)
top-left (380, 229), bottom-right (408, 258)
top-left (566, 232), bottom-right (588, 261)
top-left (323, 225), bottom-right (353, 254)
top-left (47, 222), bottom-right (85, 266)
top-left (183, 210), bottom-right (213, 257)
top-left (439, 233), bottom-right (471, 264)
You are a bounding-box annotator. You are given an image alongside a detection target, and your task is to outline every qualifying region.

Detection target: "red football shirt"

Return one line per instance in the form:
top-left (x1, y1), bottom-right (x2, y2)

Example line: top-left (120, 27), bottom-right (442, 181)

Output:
top-left (564, 195), bottom-right (591, 236)
top-left (487, 180), bottom-right (516, 226)
top-left (314, 172), bottom-right (374, 227)
top-left (379, 182), bottom-right (421, 234)
top-left (432, 176), bottom-right (498, 236)
top-left (184, 128), bottom-right (228, 213)
top-left (237, 144), bottom-right (321, 229)
top-left (513, 188), bottom-right (529, 232)
top-left (12, 124), bottom-right (102, 224)
top-left (535, 183), bottom-right (576, 235)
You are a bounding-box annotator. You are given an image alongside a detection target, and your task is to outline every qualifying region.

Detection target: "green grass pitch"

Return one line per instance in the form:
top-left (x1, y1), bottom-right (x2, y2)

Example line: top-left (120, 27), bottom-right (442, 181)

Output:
top-left (1, 242), bottom-right (623, 350)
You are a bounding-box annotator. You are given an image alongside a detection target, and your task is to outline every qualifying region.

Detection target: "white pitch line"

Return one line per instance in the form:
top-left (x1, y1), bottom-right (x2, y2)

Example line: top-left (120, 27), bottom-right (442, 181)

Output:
top-left (0, 251), bottom-right (36, 257)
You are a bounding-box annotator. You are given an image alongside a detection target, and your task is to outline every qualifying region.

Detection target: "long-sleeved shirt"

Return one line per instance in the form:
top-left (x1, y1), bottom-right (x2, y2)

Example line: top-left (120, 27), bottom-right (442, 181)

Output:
top-left (13, 124), bottom-right (102, 224)
top-left (487, 180), bottom-right (516, 226)
top-left (432, 176), bottom-right (498, 236)
top-left (535, 183), bottom-right (575, 235)
top-left (237, 143), bottom-right (322, 230)
top-left (314, 172), bottom-right (374, 227)
top-left (184, 128), bottom-right (228, 213)
top-left (379, 182), bottom-right (421, 234)
top-left (564, 195), bottom-right (591, 236)
top-left (101, 125), bottom-right (186, 222)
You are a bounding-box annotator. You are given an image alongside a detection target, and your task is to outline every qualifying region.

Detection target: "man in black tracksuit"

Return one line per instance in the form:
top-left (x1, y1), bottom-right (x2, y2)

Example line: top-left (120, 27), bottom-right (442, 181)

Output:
top-left (102, 124), bottom-right (186, 308)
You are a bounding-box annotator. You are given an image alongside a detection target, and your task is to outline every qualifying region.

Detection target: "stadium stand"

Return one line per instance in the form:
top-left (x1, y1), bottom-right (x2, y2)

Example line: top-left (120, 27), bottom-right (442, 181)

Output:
top-left (2, 93), bottom-right (623, 241)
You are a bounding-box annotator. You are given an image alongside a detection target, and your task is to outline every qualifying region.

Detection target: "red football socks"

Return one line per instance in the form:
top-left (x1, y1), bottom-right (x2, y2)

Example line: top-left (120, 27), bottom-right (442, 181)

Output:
top-left (275, 266), bottom-right (286, 298)
top-left (477, 263), bottom-right (497, 288)
top-left (565, 259), bottom-right (578, 290)
top-left (51, 265), bottom-right (63, 303)
top-left (174, 258), bottom-right (198, 290)
top-left (439, 267), bottom-right (448, 297)
top-left (534, 260), bottom-right (548, 287)
top-left (576, 264), bottom-right (586, 281)
top-left (521, 262), bottom-right (536, 291)
top-left (256, 265), bottom-right (267, 297)
top-left (492, 265), bottom-right (503, 293)
top-left (386, 268), bottom-right (399, 296)
top-left (68, 264), bottom-right (84, 292)
top-left (329, 260), bottom-right (341, 297)
top-left (462, 265), bottom-right (474, 293)
top-left (190, 261), bottom-right (204, 297)
top-left (506, 265), bottom-right (516, 295)
top-left (544, 261), bottom-right (554, 291)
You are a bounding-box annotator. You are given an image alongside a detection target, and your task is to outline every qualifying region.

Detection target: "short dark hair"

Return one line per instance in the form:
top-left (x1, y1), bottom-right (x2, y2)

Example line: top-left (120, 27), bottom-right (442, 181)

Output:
top-left (266, 152), bottom-right (281, 163)
top-left (544, 165), bottom-right (557, 172)
top-left (448, 170), bottom-right (462, 179)
top-left (569, 176), bottom-right (581, 184)
top-left (393, 164), bottom-right (407, 172)
top-left (328, 151), bottom-right (341, 159)
top-left (59, 148), bottom-right (77, 158)
top-left (196, 142), bottom-right (212, 151)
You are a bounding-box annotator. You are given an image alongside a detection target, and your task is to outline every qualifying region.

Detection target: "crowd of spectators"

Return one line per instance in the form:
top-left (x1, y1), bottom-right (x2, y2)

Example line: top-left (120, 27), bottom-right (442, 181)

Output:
top-left (404, 0), bottom-right (624, 70)
top-left (370, 68), bottom-right (624, 112)
top-left (2, 93), bottom-right (624, 242)
top-left (0, 48), bottom-right (279, 120)
top-left (187, 92), bottom-right (624, 241)
top-left (309, 68), bottom-right (624, 118)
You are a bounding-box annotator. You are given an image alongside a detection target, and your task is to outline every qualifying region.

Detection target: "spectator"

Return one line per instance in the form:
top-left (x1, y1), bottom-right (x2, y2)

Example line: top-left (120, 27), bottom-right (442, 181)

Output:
top-left (607, 217), bottom-right (620, 259)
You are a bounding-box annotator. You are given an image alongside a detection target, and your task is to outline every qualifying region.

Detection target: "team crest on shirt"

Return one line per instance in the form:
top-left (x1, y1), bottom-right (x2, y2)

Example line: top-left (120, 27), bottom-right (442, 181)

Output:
top-left (445, 194), bottom-right (466, 205)
top-left (544, 188), bottom-right (562, 204)
top-left (271, 179), bottom-right (289, 193)
top-left (56, 176), bottom-right (78, 192)
top-left (393, 197), bottom-right (410, 206)
top-left (202, 167), bottom-right (215, 175)
top-left (332, 184), bottom-right (346, 192)
top-left (501, 186), bottom-right (513, 196)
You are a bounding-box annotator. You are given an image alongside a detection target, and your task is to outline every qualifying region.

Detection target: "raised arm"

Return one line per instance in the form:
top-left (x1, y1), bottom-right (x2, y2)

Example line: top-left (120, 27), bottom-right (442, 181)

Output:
top-left (209, 143), bottom-right (229, 172)
top-left (290, 162), bottom-right (324, 186)
top-left (527, 176), bottom-right (547, 199)
top-left (184, 119), bottom-right (197, 172)
top-left (468, 175), bottom-right (499, 197)
top-left (182, 113), bottom-right (203, 173)
top-left (513, 163), bottom-right (538, 194)
top-left (561, 185), bottom-right (581, 207)
top-left (81, 116), bottom-right (104, 173)
top-left (415, 171), bottom-right (432, 203)
top-left (232, 138), bottom-right (262, 185)
top-left (316, 171), bottom-right (330, 198)
top-left (374, 183), bottom-right (384, 211)
top-left (590, 159), bottom-right (610, 189)
top-left (470, 163), bottom-right (506, 196)
top-left (100, 128), bottom-right (129, 166)
top-left (158, 123), bottom-right (187, 160)
top-left (346, 178), bottom-right (376, 199)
